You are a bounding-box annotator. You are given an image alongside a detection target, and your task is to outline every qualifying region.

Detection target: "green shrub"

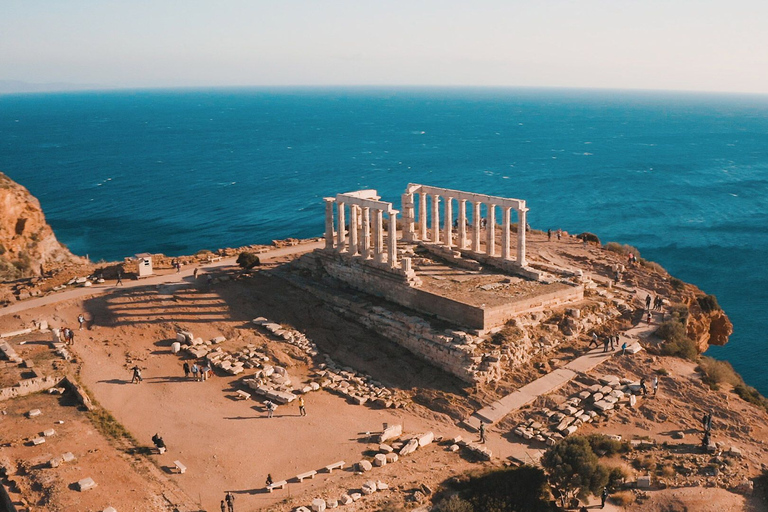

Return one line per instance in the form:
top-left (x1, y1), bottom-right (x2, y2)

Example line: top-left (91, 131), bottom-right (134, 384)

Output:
top-left (236, 252), bottom-right (261, 269)
top-left (542, 436), bottom-right (610, 507)
top-left (697, 294), bottom-right (720, 312)
top-left (670, 277), bottom-right (685, 290)
top-left (584, 434), bottom-right (630, 456)
top-left (733, 384), bottom-right (768, 412)
top-left (639, 259), bottom-right (666, 274)
top-left (656, 320), bottom-right (698, 360)
top-left (578, 232), bottom-right (601, 244)
top-left (655, 368), bottom-right (669, 376)
top-left (603, 242), bottom-right (641, 259)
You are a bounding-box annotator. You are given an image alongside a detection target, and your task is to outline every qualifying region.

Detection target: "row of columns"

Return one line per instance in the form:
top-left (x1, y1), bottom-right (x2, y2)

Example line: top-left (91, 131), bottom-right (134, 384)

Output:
top-left (324, 198), bottom-right (398, 269)
top-left (403, 191), bottom-right (527, 266)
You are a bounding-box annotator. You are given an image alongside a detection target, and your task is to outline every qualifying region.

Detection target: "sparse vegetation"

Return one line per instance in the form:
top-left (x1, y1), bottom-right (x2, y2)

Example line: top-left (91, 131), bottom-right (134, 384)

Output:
top-left (611, 490), bottom-right (636, 506)
top-left (583, 433), bottom-right (630, 456)
top-left (697, 294), bottom-right (720, 312)
top-left (542, 436), bottom-right (611, 507)
top-left (603, 242), bottom-right (641, 259)
top-left (656, 320), bottom-right (698, 360)
top-left (639, 259), bottom-right (666, 274)
top-left (435, 466), bottom-right (555, 512)
top-left (236, 251), bottom-right (261, 269)
top-left (733, 383), bottom-right (768, 413)
top-left (697, 356), bottom-right (741, 390)
top-left (670, 277), bottom-right (685, 290)
top-left (578, 232), bottom-right (601, 244)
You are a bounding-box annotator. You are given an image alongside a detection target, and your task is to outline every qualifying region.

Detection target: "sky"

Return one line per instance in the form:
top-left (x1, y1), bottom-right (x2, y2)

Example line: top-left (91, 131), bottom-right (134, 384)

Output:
top-left (1, 0), bottom-right (767, 94)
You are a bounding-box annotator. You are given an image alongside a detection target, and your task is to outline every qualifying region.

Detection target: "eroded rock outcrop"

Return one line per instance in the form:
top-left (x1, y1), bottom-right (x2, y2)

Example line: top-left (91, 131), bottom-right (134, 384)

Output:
top-left (683, 295), bottom-right (733, 352)
top-left (0, 172), bottom-right (83, 279)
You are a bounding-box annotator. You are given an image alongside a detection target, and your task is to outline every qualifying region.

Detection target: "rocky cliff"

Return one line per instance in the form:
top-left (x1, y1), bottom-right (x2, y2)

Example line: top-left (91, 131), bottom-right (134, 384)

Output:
top-left (0, 172), bottom-right (83, 280)
top-left (682, 292), bottom-right (734, 353)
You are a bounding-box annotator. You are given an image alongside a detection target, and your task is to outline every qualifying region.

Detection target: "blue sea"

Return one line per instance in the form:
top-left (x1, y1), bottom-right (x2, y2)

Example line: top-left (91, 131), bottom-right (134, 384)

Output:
top-left (1, 87), bottom-right (767, 394)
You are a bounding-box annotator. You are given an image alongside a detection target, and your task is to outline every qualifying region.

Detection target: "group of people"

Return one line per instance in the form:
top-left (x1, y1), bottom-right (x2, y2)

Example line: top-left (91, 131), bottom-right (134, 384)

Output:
top-left (588, 332), bottom-right (622, 353)
top-left (60, 327), bottom-right (75, 346)
top-left (547, 228), bottom-right (563, 241)
top-left (638, 375), bottom-right (660, 396)
top-left (221, 491), bottom-right (235, 512)
top-left (130, 365), bottom-right (143, 384)
top-left (182, 361), bottom-right (212, 381)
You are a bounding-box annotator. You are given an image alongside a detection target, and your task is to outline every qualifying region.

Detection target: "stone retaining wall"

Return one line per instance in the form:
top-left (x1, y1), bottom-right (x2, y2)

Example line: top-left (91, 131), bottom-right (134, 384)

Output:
top-left (0, 375), bottom-right (60, 402)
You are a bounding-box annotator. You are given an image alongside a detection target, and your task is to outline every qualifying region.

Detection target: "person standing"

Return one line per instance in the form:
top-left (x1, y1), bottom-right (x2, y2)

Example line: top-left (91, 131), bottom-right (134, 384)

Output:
top-left (182, 362), bottom-right (190, 379)
top-left (652, 375), bottom-right (659, 396)
top-left (220, 500), bottom-right (226, 512)
top-left (299, 396), bottom-right (306, 417)
top-left (602, 336), bottom-right (610, 353)
top-left (131, 366), bottom-right (142, 384)
top-left (601, 487), bottom-right (608, 508)
top-left (116, 270), bottom-right (123, 286)
top-left (191, 363), bottom-right (199, 382)
top-left (479, 422), bottom-right (486, 444)
top-left (589, 332), bottom-right (600, 349)
top-left (646, 294), bottom-right (652, 309)
top-left (78, 313), bottom-right (85, 330)
top-left (225, 491), bottom-right (235, 512)
top-left (193, 267), bottom-right (199, 279)
top-left (266, 400), bottom-right (275, 418)
top-left (547, 228), bottom-right (552, 241)
top-left (640, 378), bottom-right (648, 395)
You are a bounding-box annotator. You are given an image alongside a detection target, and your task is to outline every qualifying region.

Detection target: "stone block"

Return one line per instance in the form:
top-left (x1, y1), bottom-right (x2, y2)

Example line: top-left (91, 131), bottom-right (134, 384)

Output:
top-left (377, 481), bottom-right (389, 490)
top-left (43, 428), bottom-right (55, 437)
top-left (28, 409), bottom-right (42, 418)
top-left (340, 494), bottom-right (353, 505)
top-left (32, 437), bottom-right (46, 445)
top-left (378, 424), bottom-right (402, 443)
top-left (49, 456), bottom-right (63, 468)
top-left (362, 480), bottom-right (377, 495)
top-left (448, 444), bottom-right (460, 452)
top-left (417, 432), bottom-right (434, 447)
top-left (373, 454), bottom-right (387, 467)
top-left (564, 425), bottom-right (579, 436)
top-left (399, 438), bottom-right (419, 456)
top-left (311, 498), bottom-right (327, 511)
top-left (62, 452), bottom-right (76, 462)
top-left (350, 492), bottom-right (362, 502)
top-left (379, 443), bottom-right (393, 453)
top-left (637, 475), bottom-right (651, 488)
top-left (385, 452), bottom-right (399, 463)
top-left (326, 499), bottom-right (338, 508)
top-left (358, 460), bottom-right (373, 472)
top-left (78, 477), bottom-right (97, 491)
top-left (103, 508), bottom-right (117, 512)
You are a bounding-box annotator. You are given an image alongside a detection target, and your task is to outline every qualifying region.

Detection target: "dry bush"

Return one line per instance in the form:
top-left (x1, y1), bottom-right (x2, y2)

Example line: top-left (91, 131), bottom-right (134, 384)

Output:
top-left (611, 490), bottom-right (636, 506)
top-left (698, 356), bottom-right (742, 390)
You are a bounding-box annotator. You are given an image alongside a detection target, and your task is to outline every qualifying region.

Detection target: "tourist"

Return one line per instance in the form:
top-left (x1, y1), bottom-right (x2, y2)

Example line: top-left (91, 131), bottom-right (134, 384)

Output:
top-left (220, 500), bottom-right (226, 512)
top-left (556, 228), bottom-right (562, 240)
top-left (640, 378), bottom-right (648, 395)
top-left (601, 487), bottom-right (608, 508)
top-left (547, 228), bottom-right (552, 241)
top-left (116, 270), bottom-right (123, 286)
top-left (131, 366), bottom-right (142, 384)
top-left (152, 433), bottom-right (166, 453)
top-left (193, 267), bottom-right (199, 279)
top-left (647, 311), bottom-right (652, 324)
top-left (299, 396), bottom-right (306, 416)
top-left (225, 491), bottom-right (235, 512)
top-left (610, 335), bottom-right (617, 350)
top-left (479, 422), bottom-right (486, 444)
top-left (175, 260), bottom-right (181, 273)
top-left (653, 375), bottom-right (659, 396)
top-left (646, 294), bottom-right (652, 309)
top-left (191, 363), bottom-right (199, 382)
top-left (621, 341), bottom-right (627, 355)
top-left (78, 313), bottom-right (85, 330)
top-left (182, 362), bottom-right (190, 379)
top-left (602, 336), bottom-right (609, 353)
top-left (266, 400), bottom-right (276, 418)
top-left (266, 474), bottom-right (273, 487)
top-left (589, 332), bottom-right (600, 349)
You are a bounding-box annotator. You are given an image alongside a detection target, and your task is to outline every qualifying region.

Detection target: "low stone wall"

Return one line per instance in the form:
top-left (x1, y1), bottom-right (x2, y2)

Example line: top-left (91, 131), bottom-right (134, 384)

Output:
top-left (0, 375), bottom-right (60, 402)
top-left (60, 377), bottom-right (94, 411)
top-left (484, 285), bottom-right (584, 328)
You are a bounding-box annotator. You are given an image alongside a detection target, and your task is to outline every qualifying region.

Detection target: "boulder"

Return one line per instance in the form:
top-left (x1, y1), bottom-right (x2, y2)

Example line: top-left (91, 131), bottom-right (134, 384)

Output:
top-left (399, 438), bottom-right (419, 456)
top-left (379, 444), bottom-right (394, 453)
top-left (378, 424), bottom-right (403, 443)
top-left (416, 432), bottom-right (434, 447)
top-left (339, 494), bottom-right (353, 505)
top-left (373, 454), bottom-right (387, 467)
top-left (358, 460), bottom-right (373, 472)
top-left (362, 480), bottom-right (378, 495)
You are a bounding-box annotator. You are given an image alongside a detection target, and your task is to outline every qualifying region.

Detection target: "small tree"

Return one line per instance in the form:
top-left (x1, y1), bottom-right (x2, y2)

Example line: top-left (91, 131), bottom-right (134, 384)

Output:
top-left (542, 436), bottom-right (609, 507)
top-left (236, 252), bottom-right (261, 270)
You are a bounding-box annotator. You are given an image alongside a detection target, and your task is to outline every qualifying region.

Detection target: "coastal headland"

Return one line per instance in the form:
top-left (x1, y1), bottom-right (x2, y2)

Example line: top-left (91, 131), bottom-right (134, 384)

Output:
top-left (1, 177), bottom-right (767, 512)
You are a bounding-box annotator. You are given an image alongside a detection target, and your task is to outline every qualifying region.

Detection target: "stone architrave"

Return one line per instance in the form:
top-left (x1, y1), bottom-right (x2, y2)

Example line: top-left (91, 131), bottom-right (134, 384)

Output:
top-left (431, 194), bottom-right (440, 243)
top-left (336, 201), bottom-right (346, 252)
top-left (502, 206), bottom-right (512, 260)
top-left (362, 206), bottom-right (371, 258)
top-left (486, 203), bottom-right (496, 256)
top-left (517, 207), bottom-right (527, 266)
top-left (443, 196), bottom-right (453, 247)
top-left (458, 199), bottom-right (467, 249)
top-left (472, 201), bottom-right (482, 252)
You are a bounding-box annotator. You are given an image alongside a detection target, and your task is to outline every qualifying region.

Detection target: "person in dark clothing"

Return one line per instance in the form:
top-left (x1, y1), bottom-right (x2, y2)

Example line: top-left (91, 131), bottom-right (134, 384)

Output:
top-left (183, 362), bottom-right (190, 379)
top-left (601, 487), bottom-right (608, 508)
top-left (640, 378), bottom-right (648, 395)
top-left (479, 422), bottom-right (486, 443)
top-left (152, 433), bottom-right (166, 452)
top-left (266, 474), bottom-right (273, 487)
top-left (225, 491), bottom-right (235, 512)
top-left (116, 270), bottom-right (123, 286)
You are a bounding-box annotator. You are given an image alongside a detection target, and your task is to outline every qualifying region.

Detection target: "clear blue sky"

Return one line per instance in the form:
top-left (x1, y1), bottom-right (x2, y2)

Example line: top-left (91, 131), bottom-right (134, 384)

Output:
top-left (2, 0), bottom-right (767, 93)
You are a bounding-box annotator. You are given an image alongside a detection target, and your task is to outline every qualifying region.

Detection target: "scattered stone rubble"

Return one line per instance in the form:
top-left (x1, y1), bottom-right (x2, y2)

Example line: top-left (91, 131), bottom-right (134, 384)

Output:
top-left (513, 374), bottom-right (645, 445)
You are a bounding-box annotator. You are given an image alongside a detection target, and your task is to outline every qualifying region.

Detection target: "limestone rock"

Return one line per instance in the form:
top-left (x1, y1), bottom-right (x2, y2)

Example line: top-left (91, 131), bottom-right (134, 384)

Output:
top-left (373, 454), bottom-right (387, 467)
top-left (399, 438), bottom-right (419, 456)
top-left (311, 498), bottom-right (327, 512)
top-left (358, 460), bottom-right (373, 472)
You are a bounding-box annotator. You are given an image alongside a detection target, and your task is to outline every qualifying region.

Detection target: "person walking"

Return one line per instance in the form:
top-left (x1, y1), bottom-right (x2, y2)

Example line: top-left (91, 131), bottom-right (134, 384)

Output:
top-left (131, 366), bottom-right (142, 384)
top-left (601, 487), bottom-right (608, 508)
top-left (621, 341), bottom-right (627, 355)
top-left (225, 491), bottom-right (235, 512)
top-left (479, 422), bottom-right (486, 444)
top-left (602, 336), bottom-right (610, 353)
top-left (220, 500), bottom-right (226, 512)
top-left (116, 270), bottom-right (123, 286)
top-left (78, 313), bottom-right (85, 330)
top-left (589, 332), bottom-right (600, 349)
top-left (652, 375), bottom-right (659, 396)
top-left (182, 362), bottom-right (190, 379)
top-left (299, 396), bottom-right (306, 416)
top-left (191, 363), bottom-right (199, 382)
top-left (640, 377), bottom-right (648, 395)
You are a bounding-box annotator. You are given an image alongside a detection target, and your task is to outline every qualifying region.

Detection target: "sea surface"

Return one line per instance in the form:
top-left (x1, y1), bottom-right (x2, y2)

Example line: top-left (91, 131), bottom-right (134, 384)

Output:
top-left (1, 87), bottom-right (767, 394)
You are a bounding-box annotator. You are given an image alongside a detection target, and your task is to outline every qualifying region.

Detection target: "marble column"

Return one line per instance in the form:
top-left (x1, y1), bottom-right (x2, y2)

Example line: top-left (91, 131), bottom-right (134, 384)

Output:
top-left (458, 199), bottom-right (467, 249)
top-left (362, 207), bottom-right (371, 259)
top-left (336, 201), bottom-right (346, 252)
top-left (324, 198), bottom-right (335, 250)
top-left (388, 211), bottom-right (398, 268)
top-left (517, 207), bottom-right (528, 266)
top-left (374, 209), bottom-right (384, 263)
top-left (443, 196), bottom-right (453, 247)
top-left (486, 203), bottom-right (496, 257)
top-left (402, 193), bottom-right (415, 242)
top-left (419, 192), bottom-right (428, 241)
top-left (472, 201), bottom-right (482, 252)
top-left (502, 206), bottom-right (512, 260)
top-left (349, 205), bottom-right (359, 255)
top-left (431, 194), bottom-right (440, 243)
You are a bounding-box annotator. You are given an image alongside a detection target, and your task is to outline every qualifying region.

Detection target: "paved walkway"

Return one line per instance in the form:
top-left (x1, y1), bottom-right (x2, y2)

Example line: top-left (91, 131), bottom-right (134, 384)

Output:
top-left (0, 240), bottom-right (324, 319)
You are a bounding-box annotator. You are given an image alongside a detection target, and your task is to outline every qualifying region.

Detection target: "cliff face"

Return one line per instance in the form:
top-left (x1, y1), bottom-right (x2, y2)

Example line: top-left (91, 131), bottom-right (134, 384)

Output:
top-left (681, 292), bottom-right (734, 353)
top-left (0, 172), bottom-right (83, 280)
